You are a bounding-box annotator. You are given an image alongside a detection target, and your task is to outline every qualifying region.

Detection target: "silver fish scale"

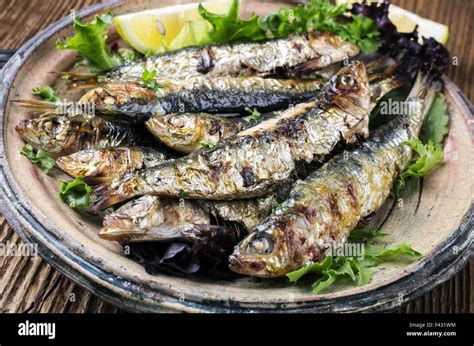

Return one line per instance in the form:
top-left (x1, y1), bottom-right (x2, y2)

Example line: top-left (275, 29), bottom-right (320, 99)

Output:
top-left (100, 33), bottom-right (359, 82)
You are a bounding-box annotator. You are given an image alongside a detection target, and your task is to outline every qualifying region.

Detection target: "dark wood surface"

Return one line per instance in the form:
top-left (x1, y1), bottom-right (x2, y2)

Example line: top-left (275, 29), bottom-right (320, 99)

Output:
top-left (0, 0), bottom-right (471, 313)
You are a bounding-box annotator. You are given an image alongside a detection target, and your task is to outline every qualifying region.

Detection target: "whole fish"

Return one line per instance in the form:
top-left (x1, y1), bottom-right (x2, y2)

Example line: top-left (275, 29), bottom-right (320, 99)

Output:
top-left (56, 146), bottom-right (171, 180)
top-left (19, 76), bottom-right (326, 123)
top-left (229, 73), bottom-right (439, 277)
top-left (100, 194), bottom-right (285, 242)
top-left (15, 115), bottom-right (146, 158)
top-left (146, 113), bottom-right (249, 154)
top-left (97, 32), bottom-right (359, 83)
top-left (100, 195), bottom-right (217, 243)
top-left (90, 61), bottom-right (372, 211)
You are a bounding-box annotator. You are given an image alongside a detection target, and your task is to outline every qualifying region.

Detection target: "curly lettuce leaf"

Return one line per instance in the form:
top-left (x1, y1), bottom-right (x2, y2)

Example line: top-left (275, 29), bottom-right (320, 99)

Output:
top-left (32, 86), bottom-right (60, 102)
top-left (57, 12), bottom-right (121, 72)
top-left (287, 228), bottom-right (421, 294)
top-left (198, 0), bottom-right (266, 43)
top-left (393, 138), bottom-right (444, 195)
top-left (59, 177), bottom-right (93, 209)
top-left (20, 144), bottom-right (56, 174)
top-left (198, 0), bottom-right (381, 54)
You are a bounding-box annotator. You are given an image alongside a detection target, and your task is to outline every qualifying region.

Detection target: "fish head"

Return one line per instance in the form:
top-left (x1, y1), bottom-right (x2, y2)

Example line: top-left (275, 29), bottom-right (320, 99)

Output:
top-left (331, 61), bottom-right (370, 99)
top-left (56, 149), bottom-right (110, 177)
top-left (100, 195), bottom-right (163, 241)
top-left (15, 115), bottom-right (76, 157)
top-left (229, 222), bottom-right (292, 278)
top-left (146, 113), bottom-right (203, 152)
top-left (328, 61), bottom-right (371, 141)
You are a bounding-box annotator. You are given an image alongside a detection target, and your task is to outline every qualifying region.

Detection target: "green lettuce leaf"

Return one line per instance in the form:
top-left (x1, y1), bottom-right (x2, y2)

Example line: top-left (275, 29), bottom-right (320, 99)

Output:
top-left (393, 138), bottom-right (444, 195)
top-left (57, 12), bottom-right (122, 72)
top-left (198, 0), bottom-right (381, 54)
top-left (420, 93), bottom-right (449, 148)
top-left (286, 228), bottom-right (421, 294)
top-left (31, 86), bottom-right (60, 102)
top-left (198, 0), bottom-right (266, 44)
top-left (59, 177), bottom-right (93, 209)
top-left (20, 144), bottom-right (56, 174)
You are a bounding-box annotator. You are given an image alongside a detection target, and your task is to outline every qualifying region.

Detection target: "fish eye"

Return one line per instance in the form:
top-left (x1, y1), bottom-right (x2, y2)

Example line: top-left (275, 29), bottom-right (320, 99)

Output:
top-left (168, 116), bottom-right (186, 128)
top-left (77, 151), bottom-right (95, 163)
top-left (337, 74), bottom-right (356, 89)
top-left (248, 233), bottom-right (275, 254)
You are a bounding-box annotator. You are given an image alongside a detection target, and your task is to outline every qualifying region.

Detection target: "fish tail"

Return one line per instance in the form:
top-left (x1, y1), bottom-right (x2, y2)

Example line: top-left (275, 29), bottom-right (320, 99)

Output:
top-left (59, 71), bottom-right (99, 86)
top-left (83, 175), bottom-right (115, 186)
top-left (15, 99), bottom-right (65, 113)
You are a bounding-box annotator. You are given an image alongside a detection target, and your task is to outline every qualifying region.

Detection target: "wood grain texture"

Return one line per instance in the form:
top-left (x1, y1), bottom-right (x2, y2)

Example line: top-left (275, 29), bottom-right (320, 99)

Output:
top-left (0, 0), bottom-right (471, 313)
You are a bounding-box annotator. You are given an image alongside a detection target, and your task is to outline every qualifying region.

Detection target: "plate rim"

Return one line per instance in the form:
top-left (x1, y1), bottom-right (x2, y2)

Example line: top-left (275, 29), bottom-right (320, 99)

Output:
top-left (0, 0), bottom-right (472, 313)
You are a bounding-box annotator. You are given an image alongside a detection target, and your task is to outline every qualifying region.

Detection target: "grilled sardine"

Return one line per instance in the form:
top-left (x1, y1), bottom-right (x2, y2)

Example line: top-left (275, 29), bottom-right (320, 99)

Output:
top-left (229, 73), bottom-right (439, 277)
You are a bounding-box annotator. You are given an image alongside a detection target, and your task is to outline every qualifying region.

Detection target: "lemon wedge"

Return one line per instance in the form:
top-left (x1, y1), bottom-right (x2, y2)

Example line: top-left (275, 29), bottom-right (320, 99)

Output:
top-left (336, 0), bottom-right (449, 44)
top-left (114, 1), bottom-right (231, 54)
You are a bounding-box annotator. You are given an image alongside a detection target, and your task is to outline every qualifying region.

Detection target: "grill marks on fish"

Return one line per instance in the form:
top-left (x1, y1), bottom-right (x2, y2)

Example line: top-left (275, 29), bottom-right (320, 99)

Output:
top-left (229, 73), bottom-right (439, 277)
top-left (100, 32), bottom-right (359, 83)
top-left (89, 62), bottom-right (371, 212)
top-left (197, 48), bottom-right (215, 74)
top-left (78, 77), bottom-right (325, 123)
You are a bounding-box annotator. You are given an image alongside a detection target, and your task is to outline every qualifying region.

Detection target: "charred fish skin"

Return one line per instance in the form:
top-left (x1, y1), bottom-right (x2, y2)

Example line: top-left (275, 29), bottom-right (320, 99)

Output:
top-left (56, 146), bottom-right (170, 179)
top-left (145, 113), bottom-right (249, 154)
top-left (78, 77), bottom-right (326, 122)
top-left (101, 32), bottom-right (360, 83)
top-left (15, 115), bottom-right (145, 158)
top-left (229, 74), bottom-right (439, 278)
top-left (90, 61), bottom-right (371, 211)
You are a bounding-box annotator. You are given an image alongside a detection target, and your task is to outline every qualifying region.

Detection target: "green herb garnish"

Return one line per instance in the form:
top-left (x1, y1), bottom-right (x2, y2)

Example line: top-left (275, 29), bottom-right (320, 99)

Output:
top-left (287, 228), bottom-right (421, 294)
top-left (198, 0), bottom-right (381, 54)
top-left (57, 12), bottom-right (122, 72)
top-left (179, 190), bottom-right (189, 197)
top-left (244, 107), bottom-right (261, 122)
top-left (31, 86), bottom-right (60, 102)
top-left (20, 144), bottom-right (56, 174)
top-left (140, 69), bottom-right (166, 90)
top-left (272, 199), bottom-right (289, 213)
top-left (199, 140), bottom-right (217, 149)
top-left (59, 177), bottom-right (93, 209)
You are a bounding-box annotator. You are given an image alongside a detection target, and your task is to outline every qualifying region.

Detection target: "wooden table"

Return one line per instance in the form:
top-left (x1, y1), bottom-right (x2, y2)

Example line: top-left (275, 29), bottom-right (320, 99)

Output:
top-left (0, 0), bottom-right (472, 313)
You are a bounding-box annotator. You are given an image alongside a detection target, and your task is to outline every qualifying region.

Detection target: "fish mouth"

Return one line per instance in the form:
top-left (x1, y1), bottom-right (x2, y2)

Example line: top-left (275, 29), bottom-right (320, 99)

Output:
top-left (228, 253), bottom-right (269, 277)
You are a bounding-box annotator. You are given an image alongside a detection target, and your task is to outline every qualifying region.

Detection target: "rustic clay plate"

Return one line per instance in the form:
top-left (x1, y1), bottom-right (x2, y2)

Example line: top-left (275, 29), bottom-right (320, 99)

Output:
top-left (0, 0), bottom-right (472, 313)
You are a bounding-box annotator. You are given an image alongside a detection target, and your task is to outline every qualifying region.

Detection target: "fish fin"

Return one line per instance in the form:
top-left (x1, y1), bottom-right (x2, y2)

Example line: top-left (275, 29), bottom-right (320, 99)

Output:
top-left (59, 71), bottom-right (98, 84)
top-left (15, 99), bottom-right (64, 113)
top-left (90, 182), bottom-right (135, 213)
top-left (83, 175), bottom-right (115, 186)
